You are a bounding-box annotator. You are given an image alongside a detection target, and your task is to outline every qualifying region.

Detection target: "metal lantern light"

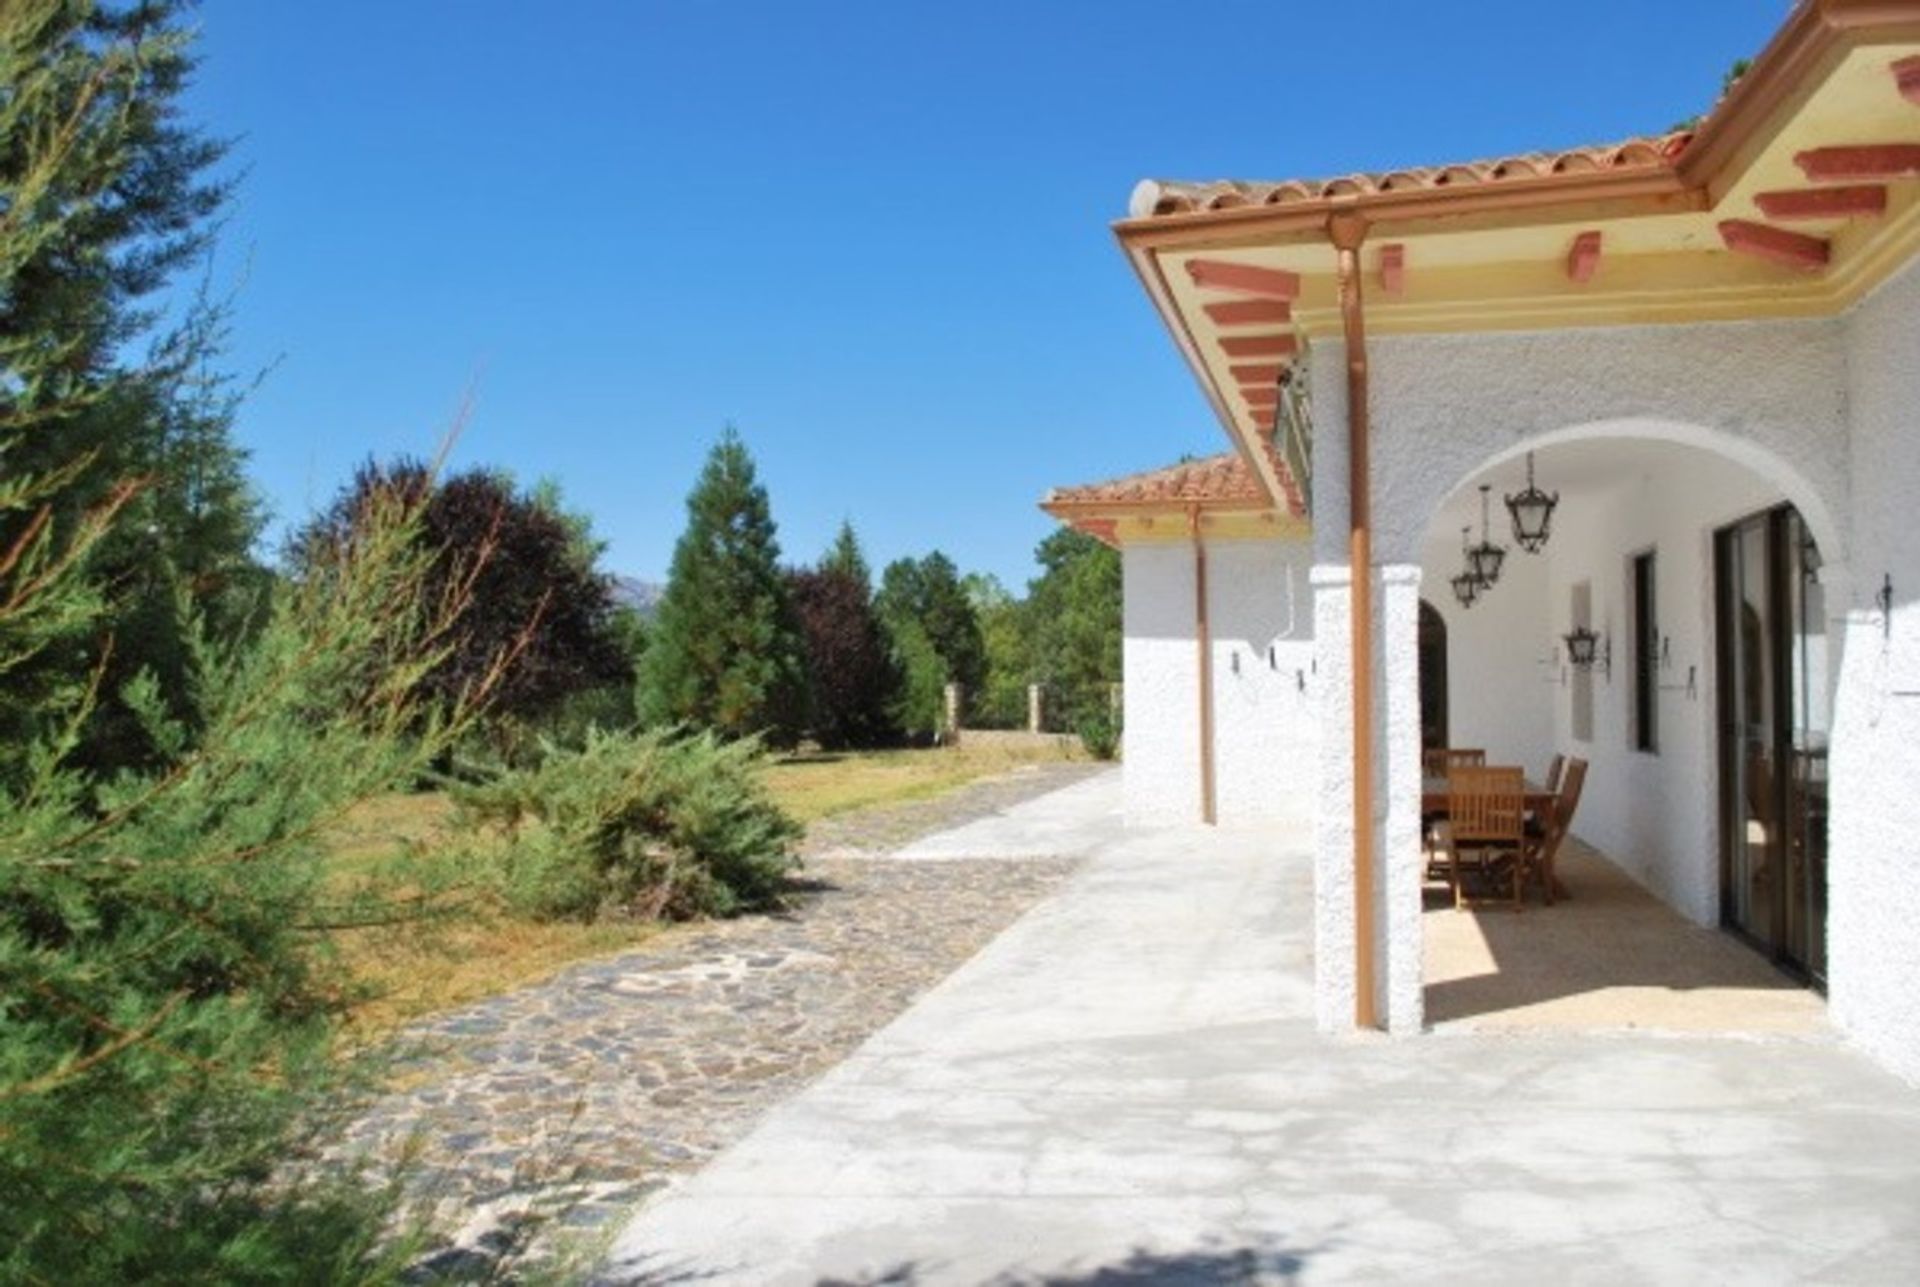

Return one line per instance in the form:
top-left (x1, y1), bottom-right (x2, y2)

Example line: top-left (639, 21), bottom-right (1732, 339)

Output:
top-left (1504, 451), bottom-right (1559, 554)
top-left (1562, 624), bottom-right (1609, 675)
top-left (1466, 484), bottom-right (1508, 589)
top-left (1450, 527), bottom-right (1481, 609)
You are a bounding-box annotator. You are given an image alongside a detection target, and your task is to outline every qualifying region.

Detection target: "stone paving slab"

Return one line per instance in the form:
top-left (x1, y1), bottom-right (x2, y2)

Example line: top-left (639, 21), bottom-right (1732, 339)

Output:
top-left (332, 761), bottom-right (1107, 1274)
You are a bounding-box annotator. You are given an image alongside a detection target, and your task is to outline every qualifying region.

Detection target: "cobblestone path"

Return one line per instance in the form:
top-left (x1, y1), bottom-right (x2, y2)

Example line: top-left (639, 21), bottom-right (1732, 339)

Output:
top-left (336, 761), bottom-right (1097, 1275)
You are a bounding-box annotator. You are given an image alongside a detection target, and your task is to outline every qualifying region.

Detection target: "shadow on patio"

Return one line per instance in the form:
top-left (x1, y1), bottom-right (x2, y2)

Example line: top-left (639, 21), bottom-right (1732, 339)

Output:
top-left (1423, 838), bottom-right (1829, 1035)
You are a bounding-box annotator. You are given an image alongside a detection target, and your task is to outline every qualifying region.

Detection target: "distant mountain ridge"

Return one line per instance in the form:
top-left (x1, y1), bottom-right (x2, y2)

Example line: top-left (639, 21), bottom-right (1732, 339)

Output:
top-left (610, 575), bottom-right (664, 619)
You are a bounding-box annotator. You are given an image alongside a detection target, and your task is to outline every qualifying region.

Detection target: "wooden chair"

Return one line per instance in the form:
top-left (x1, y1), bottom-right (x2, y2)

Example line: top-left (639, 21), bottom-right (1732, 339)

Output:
top-left (1543, 753), bottom-right (1567, 796)
top-left (1423, 747), bottom-right (1486, 776)
top-left (1436, 765), bottom-right (1526, 910)
top-left (1522, 757), bottom-right (1587, 906)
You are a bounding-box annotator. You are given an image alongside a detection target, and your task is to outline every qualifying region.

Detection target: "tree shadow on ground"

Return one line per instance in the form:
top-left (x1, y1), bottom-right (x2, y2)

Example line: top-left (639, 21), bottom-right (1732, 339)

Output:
top-left (813, 1235), bottom-right (1321, 1286)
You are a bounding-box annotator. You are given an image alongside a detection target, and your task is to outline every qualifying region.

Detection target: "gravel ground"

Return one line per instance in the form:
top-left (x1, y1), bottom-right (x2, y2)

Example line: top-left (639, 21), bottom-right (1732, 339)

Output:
top-left (330, 760), bottom-right (1096, 1276)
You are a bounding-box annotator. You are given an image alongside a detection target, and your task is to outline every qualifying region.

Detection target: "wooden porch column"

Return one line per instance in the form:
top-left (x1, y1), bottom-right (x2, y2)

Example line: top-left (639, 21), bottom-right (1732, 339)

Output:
top-left (1191, 505), bottom-right (1217, 825)
top-left (1331, 210), bottom-right (1378, 1031)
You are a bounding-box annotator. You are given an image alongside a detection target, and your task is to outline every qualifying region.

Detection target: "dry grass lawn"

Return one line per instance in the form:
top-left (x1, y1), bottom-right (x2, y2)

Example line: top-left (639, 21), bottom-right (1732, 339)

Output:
top-left (761, 741), bottom-right (1082, 823)
top-left (322, 740), bottom-right (1080, 1037)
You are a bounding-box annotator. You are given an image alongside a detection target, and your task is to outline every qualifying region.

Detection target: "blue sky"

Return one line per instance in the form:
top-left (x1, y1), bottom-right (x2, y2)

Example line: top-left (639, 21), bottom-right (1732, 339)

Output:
top-left (186, 0), bottom-right (1784, 589)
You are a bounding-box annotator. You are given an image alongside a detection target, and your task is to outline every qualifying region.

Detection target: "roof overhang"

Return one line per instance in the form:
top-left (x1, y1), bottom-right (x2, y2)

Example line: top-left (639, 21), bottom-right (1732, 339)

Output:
top-left (1116, 0), bottom-right (1920, 471)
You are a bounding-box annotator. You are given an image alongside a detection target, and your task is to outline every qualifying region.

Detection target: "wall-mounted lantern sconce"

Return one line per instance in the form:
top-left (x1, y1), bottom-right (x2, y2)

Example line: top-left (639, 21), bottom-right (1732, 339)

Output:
top-left (1562, 625), bottom-right (1610, 677)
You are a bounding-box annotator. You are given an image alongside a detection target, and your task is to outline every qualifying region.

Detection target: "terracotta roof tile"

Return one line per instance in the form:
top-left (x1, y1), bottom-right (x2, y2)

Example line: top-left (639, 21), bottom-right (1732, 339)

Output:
top-left (1128, 131), bottom-right (1695, 219)
top-left (1043, 445), bottom-right (1278, 509)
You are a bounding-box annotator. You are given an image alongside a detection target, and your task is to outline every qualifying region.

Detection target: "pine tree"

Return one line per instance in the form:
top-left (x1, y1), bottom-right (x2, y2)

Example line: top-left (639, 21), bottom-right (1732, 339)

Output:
top-left (0, 0), bottom-right (259, 776)
top-left (640, 429), bottom-right (810, 745)
top-left (821, 518), bottom-right (872, 595)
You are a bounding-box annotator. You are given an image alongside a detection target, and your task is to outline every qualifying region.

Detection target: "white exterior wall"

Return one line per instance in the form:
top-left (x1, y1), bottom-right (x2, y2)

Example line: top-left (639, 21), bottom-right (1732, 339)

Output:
top-left (1208, 539), bottom-right (1316, 831)
top-left (1417, 530), bottom-right (1556, 774)
top-left (1121, 543), bottom-right (1202, 826)
top-left (1120, 536), bottom-right (1316, 830)
top-left (1834, 255), bottom-right (1920, 1086)
top-left (1540, 461), bottom-right (1781, 926)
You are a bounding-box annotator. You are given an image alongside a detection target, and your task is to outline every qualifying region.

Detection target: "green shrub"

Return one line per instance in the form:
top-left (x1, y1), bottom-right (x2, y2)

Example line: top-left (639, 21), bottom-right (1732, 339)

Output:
top-left (1076, 706), bottom-right (1122, 761)
top-left (456, 728), bottom-right (802, 922)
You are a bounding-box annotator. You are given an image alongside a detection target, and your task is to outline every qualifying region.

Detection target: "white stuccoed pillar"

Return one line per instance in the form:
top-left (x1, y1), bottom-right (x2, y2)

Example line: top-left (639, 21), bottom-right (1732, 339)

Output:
top-left (1311, 562), bottom-right (1426, 1037)
top-left (1379, 563), bottom-right (1426, 1035)
top-left (1311, 565), bottom-right (1358, 1034)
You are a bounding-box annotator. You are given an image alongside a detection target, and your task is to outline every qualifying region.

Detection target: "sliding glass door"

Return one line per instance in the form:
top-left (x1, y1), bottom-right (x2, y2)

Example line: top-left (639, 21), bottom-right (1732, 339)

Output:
top-left (1715, 506), bottom-right (1828, 985)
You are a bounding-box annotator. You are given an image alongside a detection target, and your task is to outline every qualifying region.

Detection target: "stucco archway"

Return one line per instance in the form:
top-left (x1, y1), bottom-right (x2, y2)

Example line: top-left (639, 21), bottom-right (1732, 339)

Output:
top-left (1406, 422), bottom-right (1846, 1031)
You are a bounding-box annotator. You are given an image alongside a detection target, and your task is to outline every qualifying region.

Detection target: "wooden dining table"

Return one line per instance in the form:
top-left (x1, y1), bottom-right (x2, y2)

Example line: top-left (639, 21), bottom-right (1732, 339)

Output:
top-left (1420, 776), bottom-right (1558, 816)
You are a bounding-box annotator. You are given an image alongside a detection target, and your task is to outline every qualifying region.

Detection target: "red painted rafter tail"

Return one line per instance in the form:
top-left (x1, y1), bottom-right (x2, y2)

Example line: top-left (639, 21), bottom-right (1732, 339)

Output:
top-left (1719, 220), bottom-right (1829, 272)
top-left (1795, 144), bottom-right (1920, 180)
top-left (1566, 230), bottom-right (1603, 284)
top-left (1754, 185), bottom-right (1887, 220)
top-left (1184, 258), bottom-right (1302, 298)
top-left (1204, 298), bottom-right (1292, 326)
top-left (1379, 244), bottom-right (1405, 296)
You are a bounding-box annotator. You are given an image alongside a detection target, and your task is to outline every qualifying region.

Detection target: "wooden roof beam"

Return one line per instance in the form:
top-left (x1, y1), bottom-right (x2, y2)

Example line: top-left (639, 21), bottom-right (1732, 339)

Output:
top-left (1896, 55), bottom-right (1920, 106)
top-left (1184, 258), bottom-right (1302, 298)
top-left (1795, 144), bottom-right (1920, 180)
top-left (1754, 184), bottom-right (1888, 220)
top-left (1378, 244), bottom-right (1405, 296)
top-left (1566, 230), bottom-right (1602, 284)
top-left (1719, 220), bottom-right (1829, 272)
top-left (1229, 362), bottom-right (1286, 385)
top-left (1217, 333), bottom-right (1299, 358)
top-left (1204, 298), bottom-right (1292, 325)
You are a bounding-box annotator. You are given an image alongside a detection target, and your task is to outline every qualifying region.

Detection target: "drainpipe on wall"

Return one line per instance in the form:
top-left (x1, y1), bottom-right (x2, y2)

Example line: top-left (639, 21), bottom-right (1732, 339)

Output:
top-left (1191, 504), bottom-right (1218, 826)
top-left (1331, 210), bottom-right (1378, 1031)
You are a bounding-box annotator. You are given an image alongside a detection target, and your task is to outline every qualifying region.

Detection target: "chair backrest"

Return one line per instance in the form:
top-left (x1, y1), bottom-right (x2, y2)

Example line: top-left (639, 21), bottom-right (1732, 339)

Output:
top-left (1544, 753), bottom-right (1567, 795)
top-left (1556, 758), bottom-right (1588, 831)
top-left (1447, 765), bottom-right (1525, 845)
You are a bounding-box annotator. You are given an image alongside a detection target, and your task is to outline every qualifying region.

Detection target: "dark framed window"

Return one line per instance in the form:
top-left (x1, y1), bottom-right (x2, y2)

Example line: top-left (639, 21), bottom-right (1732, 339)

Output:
top-left (1633, 550), bottom-right (1658, 753)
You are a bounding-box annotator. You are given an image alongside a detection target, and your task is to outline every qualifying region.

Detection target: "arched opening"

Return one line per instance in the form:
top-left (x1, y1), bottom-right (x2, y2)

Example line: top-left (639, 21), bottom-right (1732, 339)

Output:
top-left (1413, 429), bottom-right (1846, 1033)
top-left (1418, 600), bottom-right (1448, 751)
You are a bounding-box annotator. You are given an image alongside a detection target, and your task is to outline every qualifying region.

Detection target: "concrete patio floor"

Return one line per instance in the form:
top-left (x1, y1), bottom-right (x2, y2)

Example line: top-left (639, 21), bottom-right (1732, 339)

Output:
top-left (602, 774), bottom-right (1920, 1284)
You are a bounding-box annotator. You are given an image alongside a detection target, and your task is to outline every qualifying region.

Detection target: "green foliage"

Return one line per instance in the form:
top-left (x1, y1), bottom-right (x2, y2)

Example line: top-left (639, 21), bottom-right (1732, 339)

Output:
top-left (1076, 704), bottom-right (1122, 761)
top-left (1026, 529), bottom-right (1121, 723)
top-left (820, 517), bottom-right (871, 595)
top-left (887, 617), bottom-right (951, 739)
top-left (0, 0), bottom-right (262, 779)
top-left (455, 727), bottom-right (802, 922)
top-left (879, 549), bottom-right (983, 706)
top-left (966, 572), bottom-right (1031, 729)
top-left (1, 481), bottom-right (488, 1282)
top-left (640, 430), bottom-right (811, 746)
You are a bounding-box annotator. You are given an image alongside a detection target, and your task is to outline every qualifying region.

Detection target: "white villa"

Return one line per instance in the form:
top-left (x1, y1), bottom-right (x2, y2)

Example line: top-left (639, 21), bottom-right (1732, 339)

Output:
top-left (1042, 0), bottom-right (1920, 1085)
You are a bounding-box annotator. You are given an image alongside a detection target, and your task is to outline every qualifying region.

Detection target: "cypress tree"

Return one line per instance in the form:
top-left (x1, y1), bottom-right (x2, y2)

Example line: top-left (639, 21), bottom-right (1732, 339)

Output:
top-left (640, 429), bottom-right (810, 746)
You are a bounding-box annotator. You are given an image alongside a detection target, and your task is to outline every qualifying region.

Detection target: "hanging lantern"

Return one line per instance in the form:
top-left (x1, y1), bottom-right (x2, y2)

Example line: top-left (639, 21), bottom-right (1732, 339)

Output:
top-left (1450, 526), bottom-right (1481, 608)
top-left (1467, 484), bottom-right (1508, 588)
top-left (1562, 624), bottom-right (1608, 674)
top-left (1504, 451), bottom-right (1559, 554)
